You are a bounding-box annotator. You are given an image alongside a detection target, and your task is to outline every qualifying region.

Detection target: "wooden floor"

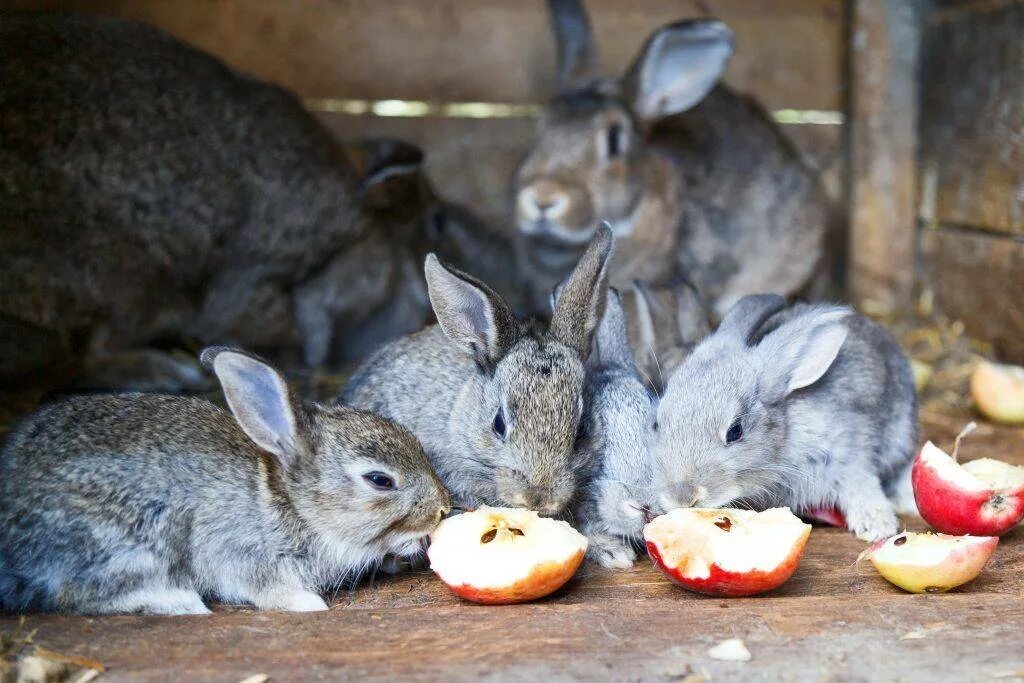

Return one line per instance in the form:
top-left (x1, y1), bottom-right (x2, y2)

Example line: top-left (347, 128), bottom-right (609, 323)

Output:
top-left (2, 409), bottom-right (1023, 682)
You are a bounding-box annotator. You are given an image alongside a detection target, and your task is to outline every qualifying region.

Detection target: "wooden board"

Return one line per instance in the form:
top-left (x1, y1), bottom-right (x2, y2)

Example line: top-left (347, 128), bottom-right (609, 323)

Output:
top-left (2, 410), bottom-right (1023, 682)
top-left (846, 0), bottom-right (919, 316)
top-left (918, 0), bottom-right (1024, 234)
top-left (920, 228), bottom-right (1024, 364)
top-left (3, 0), bottom-right (846, 112)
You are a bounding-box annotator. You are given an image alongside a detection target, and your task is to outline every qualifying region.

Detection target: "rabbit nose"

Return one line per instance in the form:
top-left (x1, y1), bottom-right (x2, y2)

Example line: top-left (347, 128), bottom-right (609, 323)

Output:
top-left (519, 183), bottom-right (570, 221)
top-left (659, 482), bottom-right (706, 512)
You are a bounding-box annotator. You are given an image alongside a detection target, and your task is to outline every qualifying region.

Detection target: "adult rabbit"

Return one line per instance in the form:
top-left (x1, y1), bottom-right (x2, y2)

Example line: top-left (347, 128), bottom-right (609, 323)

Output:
top-left (513, 0), bottom-right (833, 316)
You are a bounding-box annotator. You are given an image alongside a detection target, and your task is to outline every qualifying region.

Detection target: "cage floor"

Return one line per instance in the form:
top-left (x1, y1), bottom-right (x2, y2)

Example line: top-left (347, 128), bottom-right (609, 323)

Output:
top-left (1, 408), bottom-right (1023, 682)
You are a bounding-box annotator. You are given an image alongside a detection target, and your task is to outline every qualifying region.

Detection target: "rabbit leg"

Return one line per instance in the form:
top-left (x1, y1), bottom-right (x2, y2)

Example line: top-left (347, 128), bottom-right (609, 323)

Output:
top-left (586, 533), bottom-right (637, 569)
top-left (105, 586), bottom-right (211, 616)
top-left (836, 468), bottom-right (900, 542)
top-left (248, 585), bottom-right (329, 612)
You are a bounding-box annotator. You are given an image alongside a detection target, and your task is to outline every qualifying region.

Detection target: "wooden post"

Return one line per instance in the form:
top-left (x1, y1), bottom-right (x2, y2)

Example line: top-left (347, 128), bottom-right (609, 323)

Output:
top-left (846, 0), bottom-right (921, 317)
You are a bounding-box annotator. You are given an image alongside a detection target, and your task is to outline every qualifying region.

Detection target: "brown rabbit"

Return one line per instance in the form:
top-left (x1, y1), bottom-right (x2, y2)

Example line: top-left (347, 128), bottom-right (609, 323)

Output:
top-left (513, 0), bottom-right (834, 317)
top-left (0, 15), bottom-right (484, 397)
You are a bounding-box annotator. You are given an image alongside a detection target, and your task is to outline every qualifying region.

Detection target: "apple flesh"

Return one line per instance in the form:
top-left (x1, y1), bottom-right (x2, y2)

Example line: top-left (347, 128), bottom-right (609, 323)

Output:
top-left (427, 507), bottom-right (587, 605)
top-left (643, 507), bottom-right (811, 597)
top-left (864, 531), bottom-right (997, 593)
top-left (913, 441), bottom-right (1024, 536)
top-left (971, 361), bottom-right (1024, 426)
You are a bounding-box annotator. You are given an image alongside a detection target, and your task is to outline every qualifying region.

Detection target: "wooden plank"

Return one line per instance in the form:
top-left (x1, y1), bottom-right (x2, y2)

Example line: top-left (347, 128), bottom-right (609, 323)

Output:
top-left (2, 518), bottom-right (1023, 680)
top-left (846, 0), bottom-right (920, 317)
top-left (2, 0), bottom-right (846, 111)
top-left (918, 0), bottom-right (1024, 234)
top-left (920, 227), bottom-right (1024, 364)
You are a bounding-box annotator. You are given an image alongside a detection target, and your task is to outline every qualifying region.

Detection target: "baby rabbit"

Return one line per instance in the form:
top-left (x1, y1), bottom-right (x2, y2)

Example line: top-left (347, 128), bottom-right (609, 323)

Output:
top-left (0, 348), bottom-right (450, 615)
top-left (573, 289), bottom-right (658, 568)
top-left (513, 0), bottom-right (833, 316)
top-left (344, 227), bottom-right (614, 515)
top-left (650, 295), bottom-right (918, 541)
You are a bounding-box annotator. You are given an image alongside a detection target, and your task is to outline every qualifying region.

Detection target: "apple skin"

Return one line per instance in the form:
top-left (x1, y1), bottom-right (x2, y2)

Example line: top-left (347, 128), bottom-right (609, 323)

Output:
top-left (912, 444), bottom-right (1024, 536)
top-left (971, 361), bottom-right (1024, 426)
top-left (646, 525), bottom-right (810, 598)
top-left (800, 506), bottom-right (846, 529)
top-left (867, 534), bottom-right (998, 594)
top-left (442, 550), bottom-right (585, 605)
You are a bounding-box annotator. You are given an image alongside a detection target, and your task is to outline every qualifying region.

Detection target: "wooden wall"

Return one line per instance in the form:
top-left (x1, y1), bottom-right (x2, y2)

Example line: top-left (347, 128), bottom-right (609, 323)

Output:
top-left (3, 0), bottom-right (847, 226)
top-left (918, 0), bottom-right (1024, 362)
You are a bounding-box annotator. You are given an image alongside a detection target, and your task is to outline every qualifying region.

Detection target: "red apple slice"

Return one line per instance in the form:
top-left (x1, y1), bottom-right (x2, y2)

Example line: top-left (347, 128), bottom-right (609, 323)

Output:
top-left (913, 435), bottom-right (1024, 536)
top-left (864, 531), bottom-right (998, 593)
top-left (643, 507), bottom-right (811, 597)
top-left (427, 507), bottom-right (587, 605)
top-left (971, 361), bottom-right (1024, 426)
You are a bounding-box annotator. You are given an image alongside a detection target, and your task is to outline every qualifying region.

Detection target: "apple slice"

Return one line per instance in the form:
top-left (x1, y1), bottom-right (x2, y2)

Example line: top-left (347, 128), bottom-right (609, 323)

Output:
top-left (643, 507), bottom-right (811, 597)
top-left (864, 531), bottom-right (998, 593)
top-left (912, 426), bottom-right (1024, 536)
top-left (427, 507), bottom-right (587, 605)
top-left (971, 361), bottom-right (1024, 426)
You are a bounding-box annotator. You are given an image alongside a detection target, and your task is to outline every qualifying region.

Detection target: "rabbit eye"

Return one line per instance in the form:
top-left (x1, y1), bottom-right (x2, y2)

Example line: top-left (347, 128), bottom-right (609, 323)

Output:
top-left (492, 408), bottom-right (507, 440)
top-left (725, 420), bottom-right (743, 444)
top-left (605, 123), bottom-right (625, 158)
top-left (363, 471), bottom-right (396, 490)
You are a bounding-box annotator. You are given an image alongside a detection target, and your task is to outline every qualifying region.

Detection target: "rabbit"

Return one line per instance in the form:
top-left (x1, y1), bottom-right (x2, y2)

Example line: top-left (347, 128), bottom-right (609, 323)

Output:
top-left (570, 289), bottom-right (658, 568)
top-left (344, 226), bottom-right (614, 516)
top-left (512, 0), bottom-right (834, 317)
top-left (625, 278), bottom-right (712, 394)
top-left (0, 347), bottom-right (450, 615)
top-left (0, 15), bottom-right (481, 398)
top-left (649, 295), bottom-right (918, 542)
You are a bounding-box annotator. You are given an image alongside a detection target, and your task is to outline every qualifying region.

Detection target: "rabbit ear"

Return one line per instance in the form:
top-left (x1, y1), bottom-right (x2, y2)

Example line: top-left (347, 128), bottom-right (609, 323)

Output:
top-left (717, 294), bottom-right (787, 346)
top-left (593, 288), bottom-right (635, 369)
top-left (425, 254), bottom-right (518, 367)
top-left (202, 347), bottom-right (303, 470)
top-left (351, 138), bottom-right (426, 209)
top-left (756, 309), bottom-right (850, 400)
top-left (624, 20), bottom-right (734, 124)
top-left (673, 278), bottom-right (713, 346)
top-left (548, 0), bottom-right (600, 89)
top-left (550, 224), bottom-right (614, 358)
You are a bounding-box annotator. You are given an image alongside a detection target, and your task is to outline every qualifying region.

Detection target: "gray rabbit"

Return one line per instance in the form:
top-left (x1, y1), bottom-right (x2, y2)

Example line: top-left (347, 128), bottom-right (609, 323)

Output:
top-left (344, 227), bottom-right (614, 516)
top-left (0, 347), bottom-right (450, 615)
top-left (572, 289), bottom-right (658, 568)
top-left (649, 295), bottom-right (918, 541)
top-left (0, 15), bottom-right (479, 396)
top-left (626, 279), bottom-right (712, 393)
top-left (513, 0), bottom-right (833, 316)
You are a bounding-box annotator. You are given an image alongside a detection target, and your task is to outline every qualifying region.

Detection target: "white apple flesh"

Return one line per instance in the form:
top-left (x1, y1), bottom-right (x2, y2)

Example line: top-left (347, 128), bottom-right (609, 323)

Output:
top-left (427, 507), bottom-right (587, 605)
top-left (865, 531), bottom-right (998, 593)
top-left (644, 507), bottom-right (811, 597)
top-left (913, 440), bottom-right (1024, 536)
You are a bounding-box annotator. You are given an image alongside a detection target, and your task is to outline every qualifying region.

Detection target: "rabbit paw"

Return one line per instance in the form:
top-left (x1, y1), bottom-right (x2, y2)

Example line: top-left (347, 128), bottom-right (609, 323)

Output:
top-left (254, 588), bottom-right (329, 612)
top-left (587, 534), bottom-right (637, 569)
top-left (845, 505), bottom-right (899, 542)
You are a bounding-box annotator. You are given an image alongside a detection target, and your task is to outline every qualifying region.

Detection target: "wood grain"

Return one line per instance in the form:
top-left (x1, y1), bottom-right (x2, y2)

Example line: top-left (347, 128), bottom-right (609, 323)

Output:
top-left (846, 0), bottom-right (920, 316)
top-left (920, 227), bottom-right (1024, 364)
top-left (2, 0), bottom-right (846, 111)
top-left (918, 0), bottom-right (1024, 234)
